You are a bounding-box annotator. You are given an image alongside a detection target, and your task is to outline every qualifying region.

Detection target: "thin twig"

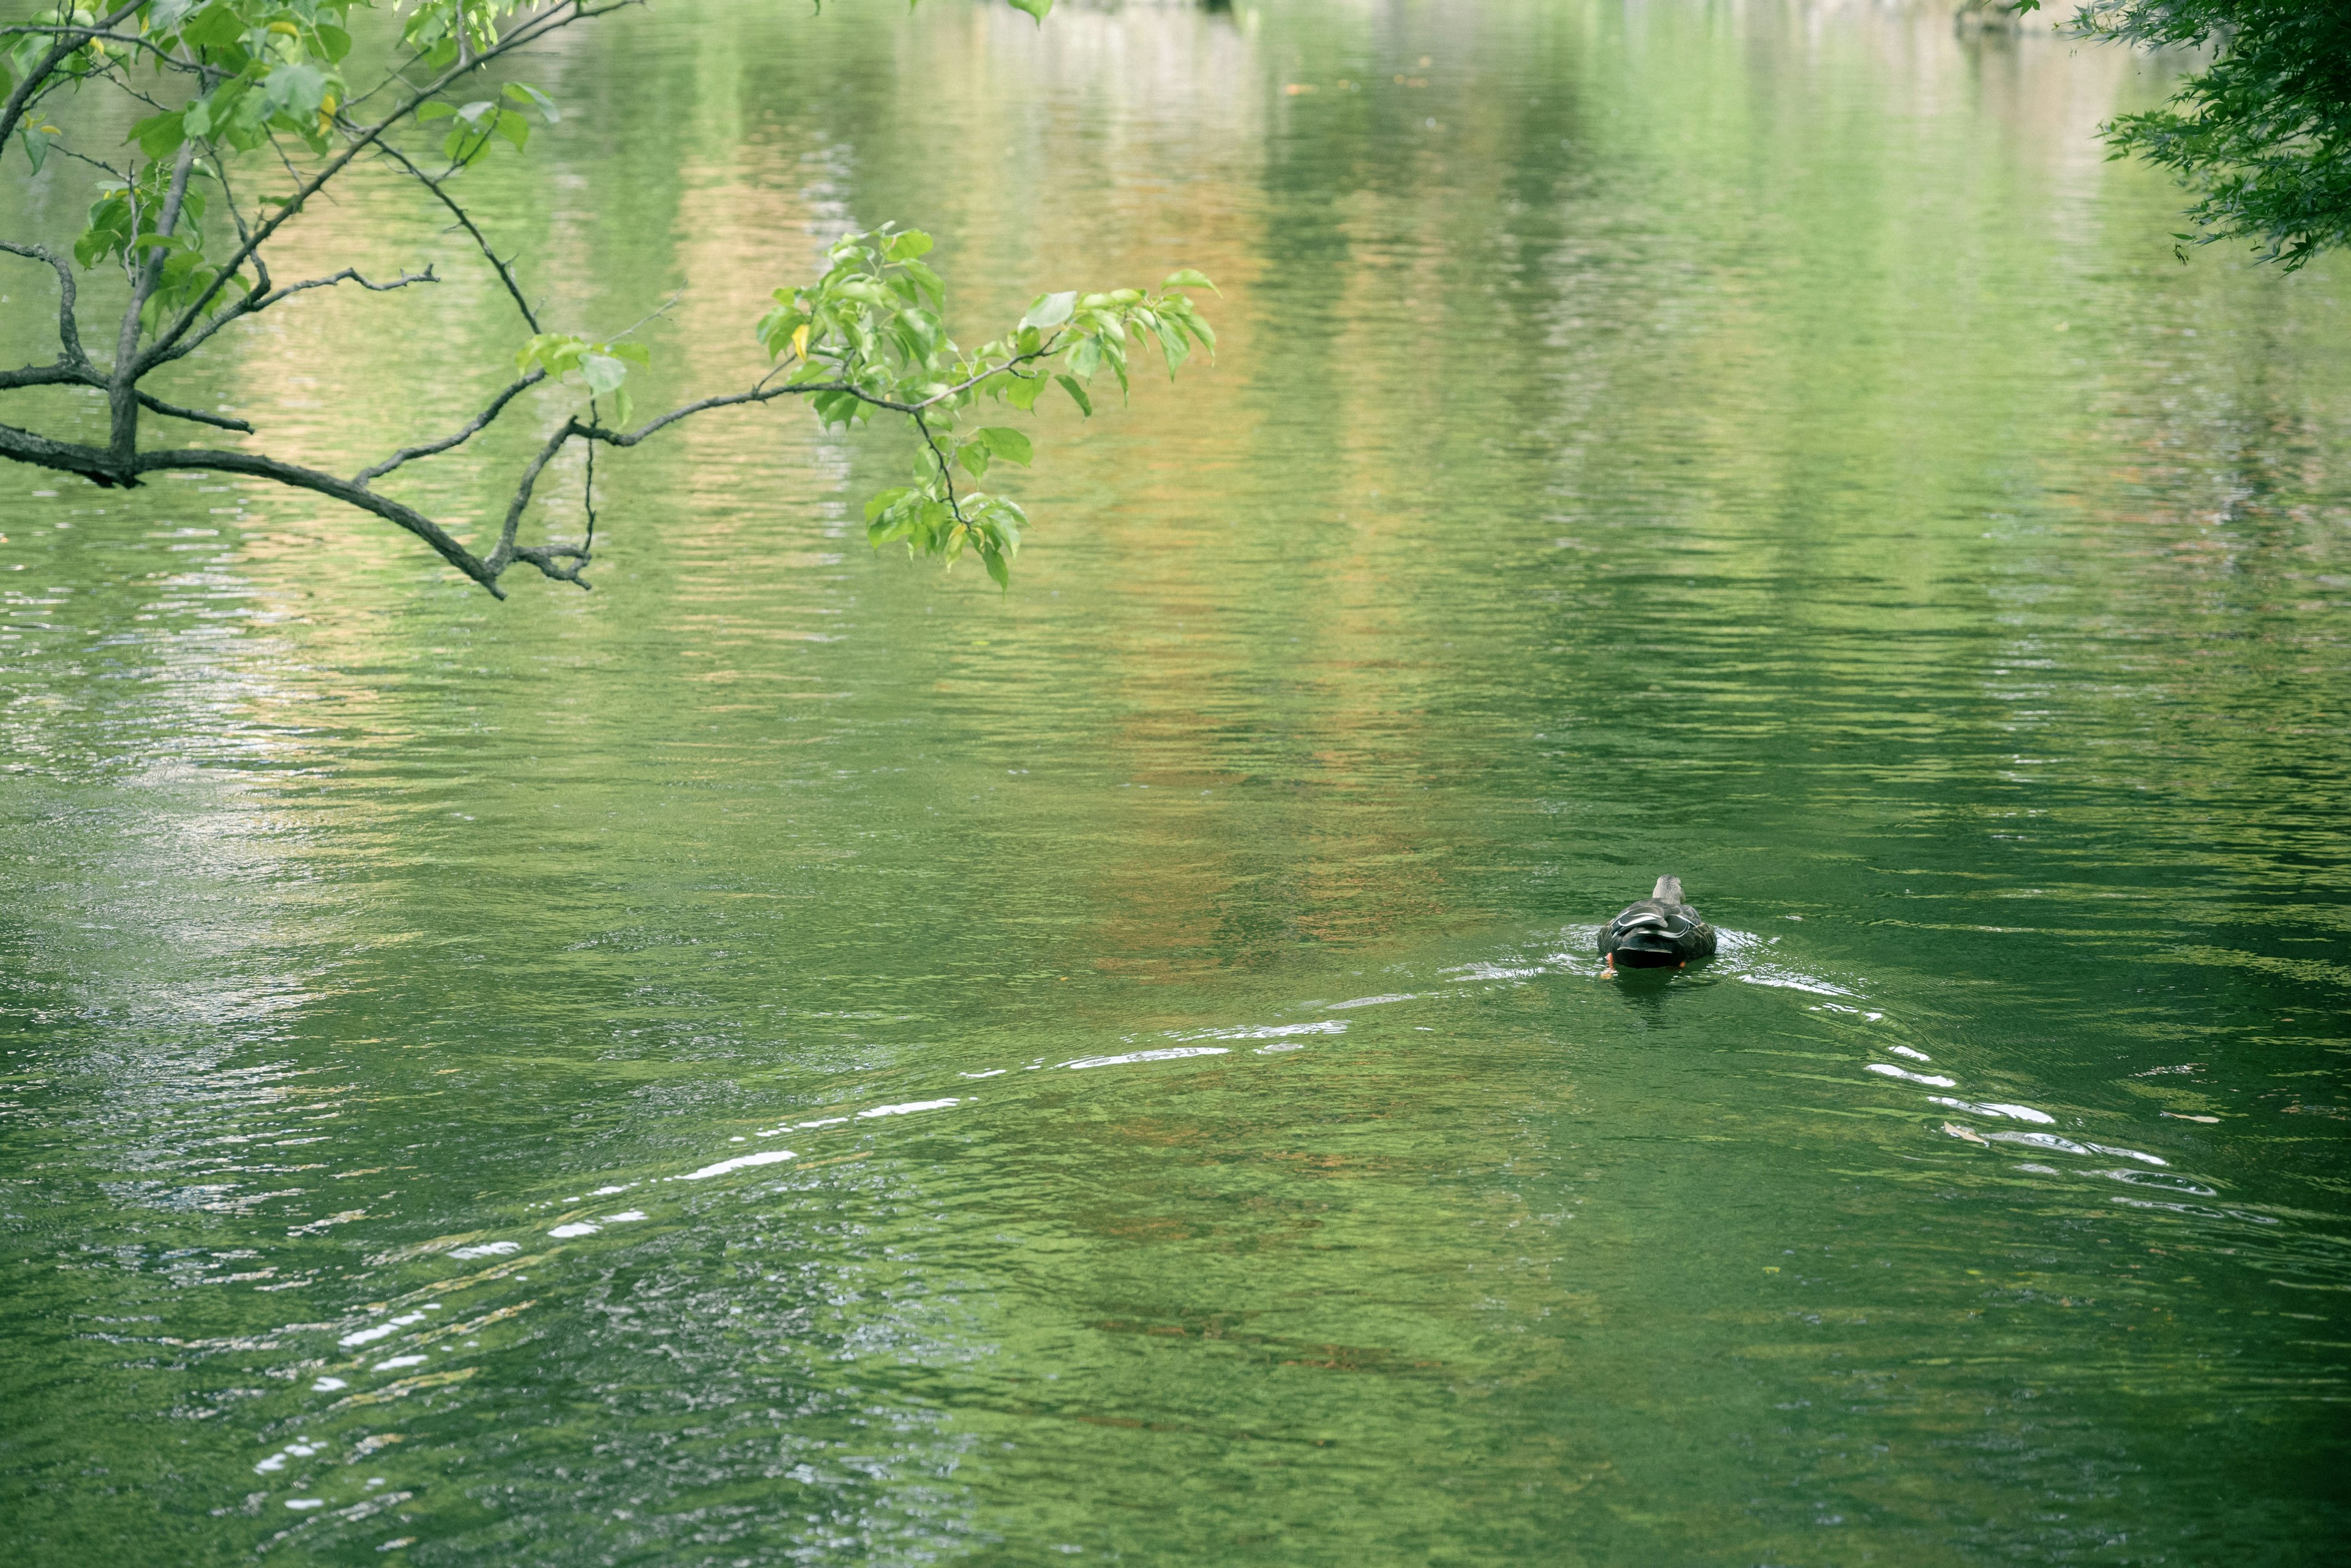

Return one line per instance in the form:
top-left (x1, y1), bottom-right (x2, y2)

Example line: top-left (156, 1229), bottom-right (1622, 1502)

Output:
top-left (135, 391), bottom-right (253, 432)
top-left (354, 370), bottom-right (544, 483)
top-left (912, 408), bottom-right (969, 528)
top-left (370, 141), bottom-right (540, 331)
top-left (157, 267), bottom-right (439, 368)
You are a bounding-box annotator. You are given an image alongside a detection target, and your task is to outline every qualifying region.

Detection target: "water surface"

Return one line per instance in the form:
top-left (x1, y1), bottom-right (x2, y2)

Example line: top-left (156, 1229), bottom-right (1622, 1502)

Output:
top-left (2, 1), bottom-right (2347, 1563)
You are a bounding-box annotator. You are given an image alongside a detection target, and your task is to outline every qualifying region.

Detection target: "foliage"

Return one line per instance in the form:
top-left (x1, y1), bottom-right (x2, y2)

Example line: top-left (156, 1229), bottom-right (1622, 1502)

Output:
top-left (2016, 1), bottom-right (2351, 269)
top-left (752, 227), bottom-right (1215, 588)
top-left (0, 0), bottom-right (1216, 596)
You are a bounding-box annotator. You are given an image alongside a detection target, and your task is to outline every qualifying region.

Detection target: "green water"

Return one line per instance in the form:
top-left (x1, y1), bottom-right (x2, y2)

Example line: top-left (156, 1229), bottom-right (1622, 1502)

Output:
top-left (4, 1), bottom-right (2349, 1562)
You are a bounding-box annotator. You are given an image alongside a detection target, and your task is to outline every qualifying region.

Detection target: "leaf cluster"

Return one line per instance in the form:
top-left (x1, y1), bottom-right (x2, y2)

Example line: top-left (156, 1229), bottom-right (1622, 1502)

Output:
top-left (2017, 1), bottom-right (2351, 268)
top-left (755, 225), bottom-right (1216, 588)
top-left (517, 329), bottom-right (647, 426)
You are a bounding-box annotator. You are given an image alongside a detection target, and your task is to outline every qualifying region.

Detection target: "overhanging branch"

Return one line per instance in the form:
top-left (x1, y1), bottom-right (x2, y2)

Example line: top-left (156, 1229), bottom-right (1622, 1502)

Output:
top-left (1, 240), bottom-right (89, 369)
top-left (149, 266), bottom-right (441, 370)
top-left (372, 142), bottom-right (541, 332)
top-left (355, 370), bottom-right (546, 483)
top-left (140, 0), bottom-right (638, 371)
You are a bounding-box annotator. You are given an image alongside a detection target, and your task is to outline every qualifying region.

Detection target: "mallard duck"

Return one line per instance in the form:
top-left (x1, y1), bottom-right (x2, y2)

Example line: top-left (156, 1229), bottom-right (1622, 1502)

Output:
top-left (1600, 875), bottom-right (1718, 972)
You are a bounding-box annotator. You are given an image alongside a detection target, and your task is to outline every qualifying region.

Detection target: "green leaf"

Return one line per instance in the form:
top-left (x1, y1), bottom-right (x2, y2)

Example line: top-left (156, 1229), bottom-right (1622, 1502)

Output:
top-left (884, 229), bottom-right (934, 261)
top-left (899, 257), bottom-right (944, 306)
top-left (1161, 268), bottom-right (1219, 294)
top-left (181, 97), bottom-right (213, 140)
top-left (611, 385), bottom-right (633, 430)
top-left (24, 127), bottom-right (48, 177)
top-left (959, 443), bottom-right (990, 480)
top-left (504, 82), bottom-right (560, 124)
top-left (1007, 374), bottom-right (1043, 412)
top-left (130, 111), bottom-right (186, 161)
top-left (444, 125), bottom-right (496, 167)
top-left (607, 341), bottom-right (652, 367)
top-left (1152, 316), bottom-right (1190, 376)
top-left (983, 545), bottom-right (1010, 590)
top-left (493, 110), bottom-right (530, 153)
top-left (976, 427), bottom-right (1032, 465)
top-left (864, 486), bottom-right (913, 522)
top-left (580, 353), bottom-right (629, 395)
top-left (264, 62), bottom-right (330, 121)
top-left (315, 23), bottom-right (353, 62)
top-left (1009, 0), bottom-right (1054, 21)
top-left (182, 3), bottom-right (246, 50)
top-left (1056, 373), bottom-right (1092, 417)
top-left (416, 101), bottom-right (457, 121)
top-left (1022, 290), bottom-right (1076, 330)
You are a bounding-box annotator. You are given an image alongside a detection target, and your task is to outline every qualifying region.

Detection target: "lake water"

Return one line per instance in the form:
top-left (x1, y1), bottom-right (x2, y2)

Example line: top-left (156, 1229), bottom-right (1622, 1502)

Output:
top-left (3, 1), bottom-right (2347, 1562)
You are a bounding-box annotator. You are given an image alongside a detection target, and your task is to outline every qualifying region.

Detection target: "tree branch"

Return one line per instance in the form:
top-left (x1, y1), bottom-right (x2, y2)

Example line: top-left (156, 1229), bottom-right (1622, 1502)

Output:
top-left (0, 361), bottom-right (93, 392)
top-left (0, 418), bottom-right (500, 585)
top-left (112, 139), bottom-right (200, 464)
top-left (135, 391), bottom-right (253, 433)
top-left (0, 1), bottom-right (144, 148)
top-left (0, 26), bottom-right (227, 81)
top-left (141, 0), bottom-right (635, 372)
top-left (354, 369), bottom-right (544, 483)
top-left (370, 141), bottom-right (540, 332)
top-left (151, 266), bottom-right (440, 369)
top-left (487, 417), bottom-right (583, 576)
top-left (144, 445), bottom-right (507, 592)
top-left (0, 240), bottom-right (89, 368)
top-left (912, 408), bottom-right (969, 528)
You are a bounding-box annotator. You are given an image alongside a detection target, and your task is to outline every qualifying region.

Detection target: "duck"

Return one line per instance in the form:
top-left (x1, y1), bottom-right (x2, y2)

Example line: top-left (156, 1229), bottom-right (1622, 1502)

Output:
top-left (1600, 875), bottom-right (1718, 972)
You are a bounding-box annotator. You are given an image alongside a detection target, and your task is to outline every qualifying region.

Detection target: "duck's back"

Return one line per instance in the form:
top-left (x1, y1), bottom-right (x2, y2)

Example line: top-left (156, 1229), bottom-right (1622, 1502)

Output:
top-left (1600, 875), bottom-right (1718, 968)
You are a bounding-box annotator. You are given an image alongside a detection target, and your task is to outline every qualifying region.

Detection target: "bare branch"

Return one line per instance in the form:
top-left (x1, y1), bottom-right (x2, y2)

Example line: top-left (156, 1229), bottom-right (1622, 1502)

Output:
top-left (35, 135), bottom-right (136, 181)
top-left (0, 417), bottom-right (128, 487)
top-left (487, 418), bottom-right (584, 576)
top-left (154, 266), bottom-right (440, 368)
top-left (579, 378), bottom-right (848, 446)
top-left (134, 391), bottom-right (253, 433)
top-left (0, 361), bottom-right (96, 392)
top-left (371, 141), bottom-right (540, 332)
top-left (0, 240), bottom-right (89, 367)
top-left (112, 140), bottom-right (200, 463)
top-left (510, 539), bottom-right (593, 586)
top-left (262, 265), bottom-right (441, 302)
top-left (0, 419), bottom-right (502, 589)
top-left (142, 445), bottom-right (506, 592)
top-left (354, 369), bottom-right (545, 483)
